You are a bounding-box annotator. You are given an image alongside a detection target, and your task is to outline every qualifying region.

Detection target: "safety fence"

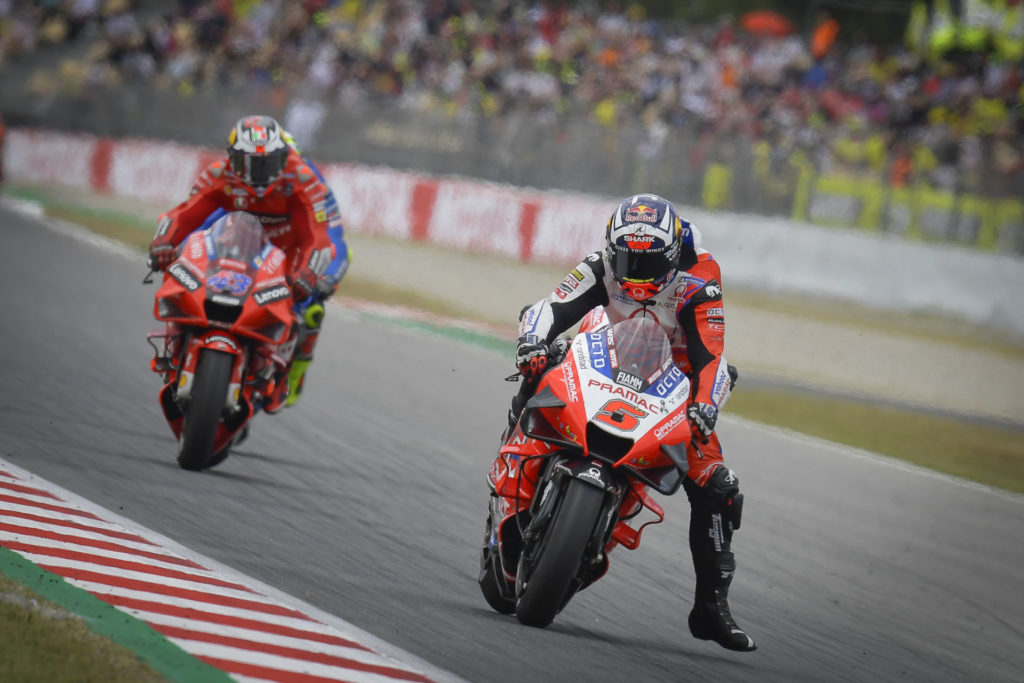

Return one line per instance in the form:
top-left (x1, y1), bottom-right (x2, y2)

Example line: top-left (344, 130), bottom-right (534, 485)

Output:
top-left (1, 81), bottom-right (1021, 255)
top-left (7, 125), bottom-right (1024, 338)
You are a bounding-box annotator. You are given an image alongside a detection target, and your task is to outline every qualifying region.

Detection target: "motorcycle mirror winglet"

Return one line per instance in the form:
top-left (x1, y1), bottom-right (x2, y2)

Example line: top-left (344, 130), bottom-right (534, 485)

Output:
top-left (660, 441), bottom-right (690, 475)
top-left (522, 407), bottom-right (581, 451)
top-left (524, 386), bottom-right (566, 410)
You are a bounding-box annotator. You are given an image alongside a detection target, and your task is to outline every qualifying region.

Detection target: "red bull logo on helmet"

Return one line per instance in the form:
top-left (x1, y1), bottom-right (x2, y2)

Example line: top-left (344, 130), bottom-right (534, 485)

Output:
top-left (624, 204), bottom-right (659, 224)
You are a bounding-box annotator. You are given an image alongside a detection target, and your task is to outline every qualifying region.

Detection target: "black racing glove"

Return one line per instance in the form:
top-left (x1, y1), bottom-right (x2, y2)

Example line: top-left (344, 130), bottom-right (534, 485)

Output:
top-left (687, 402), bottom-right (718, 443)
top-left (515, 334), bottom-right (549, 380)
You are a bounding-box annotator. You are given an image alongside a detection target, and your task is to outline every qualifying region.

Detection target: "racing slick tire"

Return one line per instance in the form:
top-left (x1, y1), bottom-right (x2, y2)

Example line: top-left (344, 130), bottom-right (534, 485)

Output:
top-left (515, 477), bottom-right (604, 628)
top-left (177, 349), bottom-right (233, 471)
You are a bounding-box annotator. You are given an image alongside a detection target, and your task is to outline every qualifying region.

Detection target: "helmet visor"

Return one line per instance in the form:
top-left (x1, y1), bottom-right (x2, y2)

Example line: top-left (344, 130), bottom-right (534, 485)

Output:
top-left (611, 249), bottom-right (674, 283)
top-left (229, 149), bottom-right (286, 186)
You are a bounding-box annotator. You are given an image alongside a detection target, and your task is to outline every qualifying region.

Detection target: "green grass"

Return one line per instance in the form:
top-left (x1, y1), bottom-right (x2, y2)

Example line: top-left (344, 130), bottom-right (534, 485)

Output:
top-left (0, 574), bottom-right (166, 683)
top-left (9, 183), bottom-right (1023, 494)
top-left (727, 388), bottom-right (1024, 493)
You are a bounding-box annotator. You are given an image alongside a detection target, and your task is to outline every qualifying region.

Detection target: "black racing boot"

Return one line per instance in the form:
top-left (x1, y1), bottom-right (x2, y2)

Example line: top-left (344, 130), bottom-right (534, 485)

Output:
top-left (688, 550), bottom-right (757, 651)
top-left (684, 468), bottom-right (757, 652)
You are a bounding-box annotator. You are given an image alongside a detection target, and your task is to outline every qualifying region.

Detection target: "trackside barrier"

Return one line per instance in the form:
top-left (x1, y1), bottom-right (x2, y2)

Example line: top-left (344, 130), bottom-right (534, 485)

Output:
top-left (4, 127), bottom-right (1024, 335)
top-left (783, 169), bottom-right (1024, 252)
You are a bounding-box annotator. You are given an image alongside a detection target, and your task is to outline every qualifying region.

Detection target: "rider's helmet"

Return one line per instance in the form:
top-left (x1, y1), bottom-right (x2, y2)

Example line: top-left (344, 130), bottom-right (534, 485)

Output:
top-left (227, 115), bottom-right (289, 192)
top-left (605, 193), bottom-right (692, 302)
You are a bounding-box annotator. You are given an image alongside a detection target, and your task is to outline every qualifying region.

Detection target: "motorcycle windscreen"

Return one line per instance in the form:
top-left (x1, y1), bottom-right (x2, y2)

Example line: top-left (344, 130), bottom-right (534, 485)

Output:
top-left (606, 317), bottom-right (673, 390)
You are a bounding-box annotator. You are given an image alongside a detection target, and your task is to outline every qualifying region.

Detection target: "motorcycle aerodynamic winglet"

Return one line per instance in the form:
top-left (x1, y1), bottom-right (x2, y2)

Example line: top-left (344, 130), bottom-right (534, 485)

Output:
top-left (660, 441), bottom-right (690, 475)
top-left (524, 386), bottom-right (566, 409)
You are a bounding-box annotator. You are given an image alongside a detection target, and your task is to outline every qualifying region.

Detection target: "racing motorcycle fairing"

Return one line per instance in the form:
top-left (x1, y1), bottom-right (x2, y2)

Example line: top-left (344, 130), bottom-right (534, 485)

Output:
top-left (153, 225), bottom-right (293, 346)
top-left (148, 212), bottom-right (297, 462)
top-left (488, 316), bottom-right (697, 584)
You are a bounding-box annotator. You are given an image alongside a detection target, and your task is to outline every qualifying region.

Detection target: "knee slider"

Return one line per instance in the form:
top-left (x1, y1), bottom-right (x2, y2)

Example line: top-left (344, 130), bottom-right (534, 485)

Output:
top-left (708, 466), bottom-right (743, 532)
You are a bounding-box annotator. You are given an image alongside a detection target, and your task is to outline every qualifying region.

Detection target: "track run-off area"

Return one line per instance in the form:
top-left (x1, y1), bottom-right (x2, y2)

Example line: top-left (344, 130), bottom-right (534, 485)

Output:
top-left (1, 202), bottom-right (1023, 682)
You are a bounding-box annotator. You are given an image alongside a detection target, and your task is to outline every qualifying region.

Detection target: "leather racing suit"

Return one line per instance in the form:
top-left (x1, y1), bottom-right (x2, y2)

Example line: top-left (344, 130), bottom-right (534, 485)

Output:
top-left (516, 247), bottom-right (734, 486)
top-left (155, 148), bottom-right (337, 410)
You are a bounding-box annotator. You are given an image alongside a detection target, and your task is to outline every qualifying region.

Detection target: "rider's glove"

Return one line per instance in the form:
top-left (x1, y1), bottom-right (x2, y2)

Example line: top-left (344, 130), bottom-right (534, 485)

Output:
top-left (288, 267), bottom-right (318, 301)
top-left (516, 334), bottom-right (549, 380)
top-left (687, 402), bottom-right (718, 442)
top-left (148, 235), bottom-right (177, 271)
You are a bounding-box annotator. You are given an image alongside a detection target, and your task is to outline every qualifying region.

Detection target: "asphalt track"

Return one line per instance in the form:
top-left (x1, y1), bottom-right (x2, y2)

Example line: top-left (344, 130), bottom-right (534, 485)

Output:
top-left (1, 204), bottom-right (1023, 683)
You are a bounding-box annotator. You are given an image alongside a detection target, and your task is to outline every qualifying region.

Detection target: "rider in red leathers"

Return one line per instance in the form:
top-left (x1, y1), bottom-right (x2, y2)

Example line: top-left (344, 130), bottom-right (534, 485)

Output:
top-left (509, 193), bottom-right (756, 652)
top-left (148, 115), bottom-right (340, 410)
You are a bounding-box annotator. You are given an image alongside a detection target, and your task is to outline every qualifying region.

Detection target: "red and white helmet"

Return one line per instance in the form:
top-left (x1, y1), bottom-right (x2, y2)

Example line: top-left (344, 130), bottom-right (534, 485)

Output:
top-left (227, 115), bottom-right (289, 189)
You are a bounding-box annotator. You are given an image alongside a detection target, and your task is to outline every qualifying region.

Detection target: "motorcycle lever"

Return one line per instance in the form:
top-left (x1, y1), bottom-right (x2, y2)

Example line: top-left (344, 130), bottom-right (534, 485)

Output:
top-left (504, 372), bottom-right (522, 382)
top-left (142, 267), bottom-right (156, 285)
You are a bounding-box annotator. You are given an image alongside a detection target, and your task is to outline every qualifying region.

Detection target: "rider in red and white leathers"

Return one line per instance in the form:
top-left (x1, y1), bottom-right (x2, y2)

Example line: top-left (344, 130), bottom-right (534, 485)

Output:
top-left (148, 115), bottom-right (339, 410)
top-left (510, 193), bottom-right (756, 652)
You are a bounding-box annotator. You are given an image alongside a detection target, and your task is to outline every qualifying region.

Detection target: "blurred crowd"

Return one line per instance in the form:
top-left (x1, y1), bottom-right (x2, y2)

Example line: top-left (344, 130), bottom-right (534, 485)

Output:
top-left (2, 0), bottom-right (1023, 198)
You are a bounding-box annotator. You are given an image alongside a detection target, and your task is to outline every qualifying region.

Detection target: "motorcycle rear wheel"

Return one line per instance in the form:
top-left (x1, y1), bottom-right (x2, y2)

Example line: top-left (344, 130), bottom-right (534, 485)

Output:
top-left (177, 349), bottom-right (234, 471)
top-left (515, 477), bottom-right (604, 628)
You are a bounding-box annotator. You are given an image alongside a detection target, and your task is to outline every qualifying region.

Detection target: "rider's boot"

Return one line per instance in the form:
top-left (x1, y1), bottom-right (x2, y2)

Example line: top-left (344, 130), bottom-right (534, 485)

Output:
top-left (684, 466), bottom-right (757, 652)
top-left (262, 372), bottom-right (290, 414)
top-left (286, 302), bottom-right (324, 407)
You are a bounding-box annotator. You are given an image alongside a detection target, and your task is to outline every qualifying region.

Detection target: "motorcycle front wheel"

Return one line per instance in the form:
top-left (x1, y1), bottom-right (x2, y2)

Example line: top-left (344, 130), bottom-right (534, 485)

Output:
top-left (177, 349), bottom-right (234, 471)
top-left (515, 477), bottom-right (604, 628)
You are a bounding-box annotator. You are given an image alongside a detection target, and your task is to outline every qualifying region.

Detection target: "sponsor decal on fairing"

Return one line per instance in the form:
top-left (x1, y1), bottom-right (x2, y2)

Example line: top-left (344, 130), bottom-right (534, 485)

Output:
top-left (168, 263), bottom-right (200, 291)
top-left (253, 285), bottom-right (291, 306)
top-left (654, 409), bottom-right (689, 440)
top-left (650, 364), bottom-right (685, 398)
top-left (267, 249), bottom-right (285, 271)
top-left (585, 379), bottom-right (661, 414)
top-left (203, 334), bottom-right (239, 351)
top-left (564, 365), bottom-right (580, 403)
top-left (211, 294), bottom-right (242, 306)
top-left (587, 332), bottom-right (610, 371)
top-left (573, 337), bottom-right (589, 370)
top-left (614, 370), bottom-right (643, 391)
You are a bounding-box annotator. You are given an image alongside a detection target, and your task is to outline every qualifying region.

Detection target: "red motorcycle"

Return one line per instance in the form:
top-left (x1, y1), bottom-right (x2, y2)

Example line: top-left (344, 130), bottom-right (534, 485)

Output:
top-left (480, 316), bottom-right (696, 627)
top-left (144, 212), bottom-right (296, 471)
